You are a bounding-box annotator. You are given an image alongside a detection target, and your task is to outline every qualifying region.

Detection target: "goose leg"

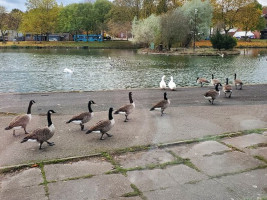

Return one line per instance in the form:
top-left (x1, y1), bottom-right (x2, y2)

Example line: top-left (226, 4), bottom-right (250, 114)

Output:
top-left (47, 141), bottom-right (55, 146)
top-left (100, 133), bottom-right (105, 140)
top-left (80, 124), bottom-right (84, 131)
top-left (39, 142), bottom-right (44, 150)
top-left (229, 92), bottom-right (232, 98)
top-left (208, 100), bottom-right (211, 104)
top-left (24, 127), bottom-right (29, 134)
top-left (13, 130), bottom-right (16, 137)
top-left (201, 83), bottom-right (203, 87)
top-left (124, 115), bottom-right (128, 122)
top-left (211, 99), bottom-right (214, 105)
top-left (106, 133), bottom-right (112, 137)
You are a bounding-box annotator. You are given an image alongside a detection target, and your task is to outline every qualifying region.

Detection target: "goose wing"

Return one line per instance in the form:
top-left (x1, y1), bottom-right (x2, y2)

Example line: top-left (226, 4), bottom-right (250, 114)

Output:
top-left (204, 90), bottom-right (218, 98)
top-left (8, 114), bottom-right (30, 128)
top-left (67, 112), bottom-right (91, 122)
top-left (23, 127), bottom-right (52, 141)
top-left (89, 120), bottom-right (111, 132)
top-left (150, 100), bottom-right (166, 110)
top-left (114, 104), bottom-right (134, 114)
top-left (223, 85), bottom-right (232, 91)
top-left (234, 79), bottom-right (243, 84)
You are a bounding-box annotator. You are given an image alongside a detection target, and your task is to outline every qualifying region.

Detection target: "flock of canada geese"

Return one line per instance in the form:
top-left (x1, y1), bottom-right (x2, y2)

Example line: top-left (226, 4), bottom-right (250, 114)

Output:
top-left (4, 73), bottom-right (243, 150)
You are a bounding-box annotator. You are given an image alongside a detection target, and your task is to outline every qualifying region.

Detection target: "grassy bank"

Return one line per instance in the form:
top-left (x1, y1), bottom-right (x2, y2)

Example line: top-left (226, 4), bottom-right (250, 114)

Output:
top-left (0, 40), bottom-right (139, 49)
top-left (196, 39), bottom-right (267, 48)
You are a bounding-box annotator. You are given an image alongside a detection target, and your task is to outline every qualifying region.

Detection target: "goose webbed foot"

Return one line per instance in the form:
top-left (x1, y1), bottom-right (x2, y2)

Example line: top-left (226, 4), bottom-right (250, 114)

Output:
top-left (47, 141), bottom-right (55, 146)
top-left (13, 130), bottom-right (17, 137)
top-left (80, 124), bottom-right (84, 131)
top-left (100, 133), bottom-right (105, 140)
top-left (39, 142), bottom-right (43, 150)
top-left (106, 133), bottom-right (112, 137)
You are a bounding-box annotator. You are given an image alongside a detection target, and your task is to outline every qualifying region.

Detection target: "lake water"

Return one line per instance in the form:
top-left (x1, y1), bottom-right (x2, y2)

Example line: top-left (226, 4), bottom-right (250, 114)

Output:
top-left (0, 48), bottom-right (266, 93)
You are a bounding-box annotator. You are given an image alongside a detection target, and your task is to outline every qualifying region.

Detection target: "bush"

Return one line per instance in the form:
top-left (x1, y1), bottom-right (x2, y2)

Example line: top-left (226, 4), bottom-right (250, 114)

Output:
top-left (210, 31), bottom-right (237, 50)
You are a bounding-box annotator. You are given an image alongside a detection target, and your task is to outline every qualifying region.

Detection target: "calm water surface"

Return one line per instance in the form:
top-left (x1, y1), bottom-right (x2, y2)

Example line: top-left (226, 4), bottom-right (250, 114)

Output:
top-left (0, 48), bottom-right (266, 93)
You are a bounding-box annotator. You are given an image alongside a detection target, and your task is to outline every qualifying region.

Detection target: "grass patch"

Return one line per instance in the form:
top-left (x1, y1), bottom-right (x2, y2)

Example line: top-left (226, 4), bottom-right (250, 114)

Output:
top-left (122, 184), bottom-right (147, 199)
top-left (209, 165), bottom-right (267, 179)
top-left (61, 174), bottom-right (94, 181)
top-left (111, 145), bottom-right (153, 155)
top-left (219, 142), bottom-right (245, 153)
top-left (102, 152), bottom-right (127, 175)
top-left (241, 128), bottom-right (266, 134)
top-left (254, 155), bottom-right (267, 164)
top-left (247, 143), bottom-right (267, 149)
top-left (39, 162), bottom-right (49, 198)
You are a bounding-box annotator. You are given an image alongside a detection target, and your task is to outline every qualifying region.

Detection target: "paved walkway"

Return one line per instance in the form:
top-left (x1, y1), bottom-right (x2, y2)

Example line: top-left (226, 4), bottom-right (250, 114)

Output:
top-left (0, 86), bottom-right (267, 199)
top-left (1, 131), bottom-right (267, 200)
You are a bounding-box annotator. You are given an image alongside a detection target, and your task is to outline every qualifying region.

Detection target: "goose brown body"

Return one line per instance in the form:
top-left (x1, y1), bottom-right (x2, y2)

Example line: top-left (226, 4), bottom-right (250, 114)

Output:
top-left (21, 110), bottom-right (56, 150)
top-left (196, 77), bottom-right (209, 87)
top-left (234, 73), bottom-right (243, 90)
top-left (66, 100), bottom-right (95, 130)
top-left (5, 100), bottom-right (35, 136)
top-left (223, 78), bottom-right (232, 98)
top-left (204, 83), bottom-right (220, 104)
top-left (114, 92), bottom-right (135, 122)
top-left (86, 108), bottom-right (114, 140)
top-left (150, 92), bottom-right (170, 116)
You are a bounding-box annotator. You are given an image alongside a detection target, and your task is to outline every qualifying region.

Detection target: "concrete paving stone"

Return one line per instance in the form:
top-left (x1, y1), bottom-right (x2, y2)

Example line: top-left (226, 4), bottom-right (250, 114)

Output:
top-left (44, 157), bottom-right (113, 181)
top-left (263, 131), bottom-right (267, 136)
top-left (222, 133), bottom-right (267, 149)
top-left (114, 149), bottom-right (175, 169)
top-left (245, 147), bottom-right (267, 160)
top-left (189, 151), bottom-right (265, 176)
top-left (108, 197), bottom-right (142, 200)
top-left (168, 141), bottom-right (231, 158)
top-left (143, 178), bottom-right (238, 200)
top-left (127, 165), bottom-right (207, 192)
top-left (0, 185), bottom-right (48, 200)
top-left (0, 168), bottom-right (43, 190)
top-left (215, 168), bottom-right (267, 199)
top-left (48, 174), bottom-right (133, 200)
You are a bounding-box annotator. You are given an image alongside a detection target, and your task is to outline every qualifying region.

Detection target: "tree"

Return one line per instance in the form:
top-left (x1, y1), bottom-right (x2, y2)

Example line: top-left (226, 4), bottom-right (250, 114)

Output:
top-left (94, 0), bottom-right (112, 35)
top-left (210, 30), bottom-right (237, 50)
top-left (211, 0), bottom-right (254, 34)
top-left (181, 0), bottom-right (213, 47)
top-left (0, 6), bottom-right (9, 43)
top-left (23, 0), bottom-right (60, 41)
top-left (140, 0), bottom-right (156, 19)
top-left (160, 8), bottom-right (190, 49)
top-left (236, 2), bottom-right (265, 38)
top-left (9, 9), bottom-right (23, 42)
top-left (80, 3), bottom-right (97, 41)
top-left (132, 14), bottom-right (161, 47)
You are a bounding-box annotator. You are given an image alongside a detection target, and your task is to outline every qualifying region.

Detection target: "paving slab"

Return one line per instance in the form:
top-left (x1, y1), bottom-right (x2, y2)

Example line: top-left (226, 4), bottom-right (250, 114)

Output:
top-left (48, 174), bottom-right (133, 200)
top-left (167, 141), bottom-right (231, 158)
top-left (0, 168), bottom-right (43, 189)
top-left (215, 168), bottom-right (267, 199)
top-left (0, 185), bottom-right (47, 200)
top-left (245, 147), bottom-right (267, 160)
top-left (44, 157), bottom-right (113, 181)
top-left (127, 165), bottom-right (207, 192)
top-left (114, 149), bottom-right (175, 169)
top-left (188, 151), bottom-right (265, 176)
top-left (222, 133), bottom-right (267, 149)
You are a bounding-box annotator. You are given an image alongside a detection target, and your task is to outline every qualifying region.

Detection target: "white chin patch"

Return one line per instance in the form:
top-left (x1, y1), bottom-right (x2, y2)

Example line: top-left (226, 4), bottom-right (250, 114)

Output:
top-left (28, 139), bottom-right (37, 142)
top-left (72, 121), bottom-right (82, 125)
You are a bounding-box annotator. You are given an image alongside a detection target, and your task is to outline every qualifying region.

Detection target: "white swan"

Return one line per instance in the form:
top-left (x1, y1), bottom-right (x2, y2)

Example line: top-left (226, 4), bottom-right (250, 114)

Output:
top-left (160, 75), bottom-right (166, 89)
top-left (168, 76), bottom-right (176, 90)
top-left (63, 68), bottom-right (73, 74)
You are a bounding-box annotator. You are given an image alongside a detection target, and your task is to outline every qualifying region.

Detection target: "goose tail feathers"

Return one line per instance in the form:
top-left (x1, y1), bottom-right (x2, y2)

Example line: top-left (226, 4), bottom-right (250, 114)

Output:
top-left (21, 138), bottom-right (28, 143)
top-left (5, 126), bottom-right (12, 130)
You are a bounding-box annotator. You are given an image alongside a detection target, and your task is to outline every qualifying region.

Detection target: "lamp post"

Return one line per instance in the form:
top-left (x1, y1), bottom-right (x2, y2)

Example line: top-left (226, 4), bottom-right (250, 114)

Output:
top-left (193, 8), bottom-right (198, 52)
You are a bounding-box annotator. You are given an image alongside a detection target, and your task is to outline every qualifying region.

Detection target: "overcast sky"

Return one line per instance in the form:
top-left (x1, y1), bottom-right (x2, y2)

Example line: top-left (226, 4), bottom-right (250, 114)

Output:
top-left (0, 0), bottom-right (267, 12)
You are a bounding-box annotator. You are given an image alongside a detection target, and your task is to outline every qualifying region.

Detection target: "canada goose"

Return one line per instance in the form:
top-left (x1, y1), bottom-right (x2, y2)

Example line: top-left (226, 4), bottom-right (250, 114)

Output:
top-left (66, 100), bottom-right (95, 130)
top-left (21, 110), bottom-right (56, 150)
top-left (168, 76), bottom-right (176, 90)
top-left (114, 92), bottom-right (135, 122)
top-left (211, 74), bottom-right (221, 87)
top-left (150, 92), bottom-right (170, 116)
top-left (196, 77), bottom-right (209, 87)
top-left (204, 83), bottom-right (221, 104)
top-left (5, 100), bottom-right (35, 136)
top-left (234, 73), bottom-right (243, 90)
top-left (86, 107), bottom-right (114, 140)
top-left (160, 75), bottom-right (167, 89)
top-left (223, 78), bottom-right (232, 98)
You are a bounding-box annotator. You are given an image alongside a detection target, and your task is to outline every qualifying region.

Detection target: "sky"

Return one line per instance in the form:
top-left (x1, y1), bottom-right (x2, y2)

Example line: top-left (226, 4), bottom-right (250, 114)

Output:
top-left (0, 0), bottom-right (267, 12)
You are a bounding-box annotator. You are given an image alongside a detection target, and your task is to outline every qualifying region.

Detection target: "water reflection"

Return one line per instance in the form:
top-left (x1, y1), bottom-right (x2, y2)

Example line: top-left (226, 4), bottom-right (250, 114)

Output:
top-left (0, 48), bottom-right (266, 93)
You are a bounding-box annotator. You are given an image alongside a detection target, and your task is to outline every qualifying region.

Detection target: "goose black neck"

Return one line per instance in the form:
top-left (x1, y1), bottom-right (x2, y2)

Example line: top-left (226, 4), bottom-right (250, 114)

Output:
top-left (47, 111), bottom-right (53, 127)
top-left (234, 73), bottom-right (236, 80)
top-left (27, 101), bottom-right (33, 114)
top-left (215, 83), bottom-right (219, 91)
top-left (129, 93), bottom-right (133, 104)
top-left (226, 78), bottom-right (229, 85)
top-left (88, 101), bottom-right (93, 113)
top-left (164, 92), bottom-right (167, 100)
top-left (108, 108), bottom-right (113, 120)
top-left (212, 74), bottom-right (214, 79)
